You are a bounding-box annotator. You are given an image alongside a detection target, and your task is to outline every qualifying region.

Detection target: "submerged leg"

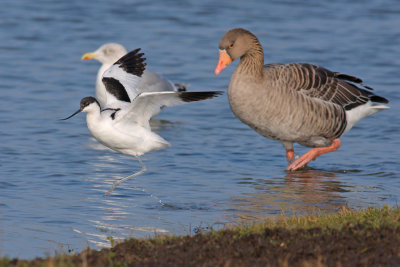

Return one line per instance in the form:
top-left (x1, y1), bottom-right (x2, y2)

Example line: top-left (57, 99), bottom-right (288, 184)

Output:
top-left (104, 156), bottom-right (147, 196)
top-left (286, 139), bottom-right (341, 171)
top-left (286, 149), bottom-right (295, 164)
top-left (282, 141), bottom-right (295, 164)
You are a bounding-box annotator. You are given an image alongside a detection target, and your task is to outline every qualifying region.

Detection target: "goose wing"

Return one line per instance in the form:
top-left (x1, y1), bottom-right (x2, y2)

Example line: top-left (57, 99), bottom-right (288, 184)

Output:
top-left (273, 63), bottom-right (388, 110)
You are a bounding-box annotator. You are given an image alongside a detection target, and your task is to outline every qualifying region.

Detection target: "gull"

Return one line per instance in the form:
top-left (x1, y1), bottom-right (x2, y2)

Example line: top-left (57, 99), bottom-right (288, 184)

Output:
top-left (63, 48), bottom-right (222, 195)
top-left (82, 43), bottom-right (187, 110)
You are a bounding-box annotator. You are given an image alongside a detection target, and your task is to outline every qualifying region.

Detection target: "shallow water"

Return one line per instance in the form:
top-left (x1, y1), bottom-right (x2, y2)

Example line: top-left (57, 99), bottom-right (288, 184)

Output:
top-left (1, 0), bottom-right (400, 259)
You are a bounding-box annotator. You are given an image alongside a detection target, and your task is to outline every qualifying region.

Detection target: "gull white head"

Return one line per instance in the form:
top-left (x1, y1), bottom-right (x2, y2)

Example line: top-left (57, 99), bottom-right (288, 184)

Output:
top-left (81, 43), bottom-right (127, 65)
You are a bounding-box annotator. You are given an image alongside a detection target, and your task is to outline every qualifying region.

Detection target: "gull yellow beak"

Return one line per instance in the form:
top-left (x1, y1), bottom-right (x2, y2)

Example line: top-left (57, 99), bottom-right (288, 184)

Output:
top-left (81, 52), bottom-right (97, 60)
top-left (214, 49), bottom-right (232, 75)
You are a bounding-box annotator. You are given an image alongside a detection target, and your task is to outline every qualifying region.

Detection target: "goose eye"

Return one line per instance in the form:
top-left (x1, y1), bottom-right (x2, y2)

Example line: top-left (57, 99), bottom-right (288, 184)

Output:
top-left (229, 42), bottom-right (234, 48)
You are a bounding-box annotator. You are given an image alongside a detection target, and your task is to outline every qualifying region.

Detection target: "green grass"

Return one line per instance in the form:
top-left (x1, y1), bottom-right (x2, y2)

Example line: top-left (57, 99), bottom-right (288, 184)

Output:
top-left (235, 205), bottom-right (400, 233)
top-left (2, 206), bottom-right (400, 267)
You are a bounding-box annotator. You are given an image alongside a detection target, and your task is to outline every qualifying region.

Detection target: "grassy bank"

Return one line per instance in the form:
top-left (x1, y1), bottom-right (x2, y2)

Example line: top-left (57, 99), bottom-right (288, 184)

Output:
top-left (2, 206), bottom-right (400, 266)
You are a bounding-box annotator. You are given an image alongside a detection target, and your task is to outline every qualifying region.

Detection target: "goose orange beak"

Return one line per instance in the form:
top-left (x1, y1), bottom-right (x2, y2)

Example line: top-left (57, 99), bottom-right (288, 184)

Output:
top-left (81, 52), bottom-right (97, 60)
top-left (214, 49), bottom-right (232, 75)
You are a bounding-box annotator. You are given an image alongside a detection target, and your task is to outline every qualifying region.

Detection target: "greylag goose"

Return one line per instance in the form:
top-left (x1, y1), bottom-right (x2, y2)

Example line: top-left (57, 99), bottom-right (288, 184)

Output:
top-left (215, 28), bottom-right (389, 171)
top-left (82, 43), bottom-right (187, 109)
top-left (64, 49), bottom-right (222, 195)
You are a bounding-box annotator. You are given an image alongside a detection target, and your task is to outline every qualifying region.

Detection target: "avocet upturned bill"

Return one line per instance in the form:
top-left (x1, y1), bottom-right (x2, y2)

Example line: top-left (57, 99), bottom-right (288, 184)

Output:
top-left (81, 43), bottom-right (187, 109)
top-left (62, 48), bottom-right (222, 196)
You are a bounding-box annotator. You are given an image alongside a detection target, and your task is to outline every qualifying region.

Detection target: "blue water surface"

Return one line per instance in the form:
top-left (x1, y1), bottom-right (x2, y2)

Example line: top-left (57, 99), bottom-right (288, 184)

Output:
top-left (1, 0), bottom-right (400, 259)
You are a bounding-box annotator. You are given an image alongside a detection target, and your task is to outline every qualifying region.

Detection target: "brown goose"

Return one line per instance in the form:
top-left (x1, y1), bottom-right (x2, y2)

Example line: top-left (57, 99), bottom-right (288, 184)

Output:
top-left (215, 28), bottom-right (389, 171)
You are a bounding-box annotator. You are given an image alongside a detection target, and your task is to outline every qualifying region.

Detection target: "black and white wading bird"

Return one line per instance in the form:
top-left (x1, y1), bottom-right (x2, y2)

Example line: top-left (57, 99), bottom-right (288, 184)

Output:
top-left (82, 43), bottom-right (187, 110)
top-left (62, 49), bottom-right (222, 196)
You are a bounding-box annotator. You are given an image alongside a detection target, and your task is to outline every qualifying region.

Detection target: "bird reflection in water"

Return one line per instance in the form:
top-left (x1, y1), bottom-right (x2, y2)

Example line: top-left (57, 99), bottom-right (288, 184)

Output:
top-left (228, 168), bottom-right (351, 224)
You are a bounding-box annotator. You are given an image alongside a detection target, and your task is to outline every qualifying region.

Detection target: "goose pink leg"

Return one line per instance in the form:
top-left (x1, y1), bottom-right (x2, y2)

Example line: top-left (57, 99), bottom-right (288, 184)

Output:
top-left (286, 139), bottom-right (341, 171)
top-left (286, 149), bottom-right (294, 163)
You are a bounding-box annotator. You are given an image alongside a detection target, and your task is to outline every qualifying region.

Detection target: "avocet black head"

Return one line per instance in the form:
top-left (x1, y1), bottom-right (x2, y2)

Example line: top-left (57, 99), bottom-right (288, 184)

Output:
top-left (60, 97), bottom-right (99, 120)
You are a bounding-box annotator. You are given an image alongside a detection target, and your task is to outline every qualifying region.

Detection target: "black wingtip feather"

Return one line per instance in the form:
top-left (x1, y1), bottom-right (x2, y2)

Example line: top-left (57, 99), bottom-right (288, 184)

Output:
top-left (370, 95), bottom-right (389, 104)
top-left (114, 48), bottom-right (146, 77)
top-left (335, 72), bottom-right (363, 84)
top-left (178, 91), bottom-right (223, 102)
top-left (361, 84), bottom-right (375, 91)
top-left (336, 72), bottom-right (390, 104)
